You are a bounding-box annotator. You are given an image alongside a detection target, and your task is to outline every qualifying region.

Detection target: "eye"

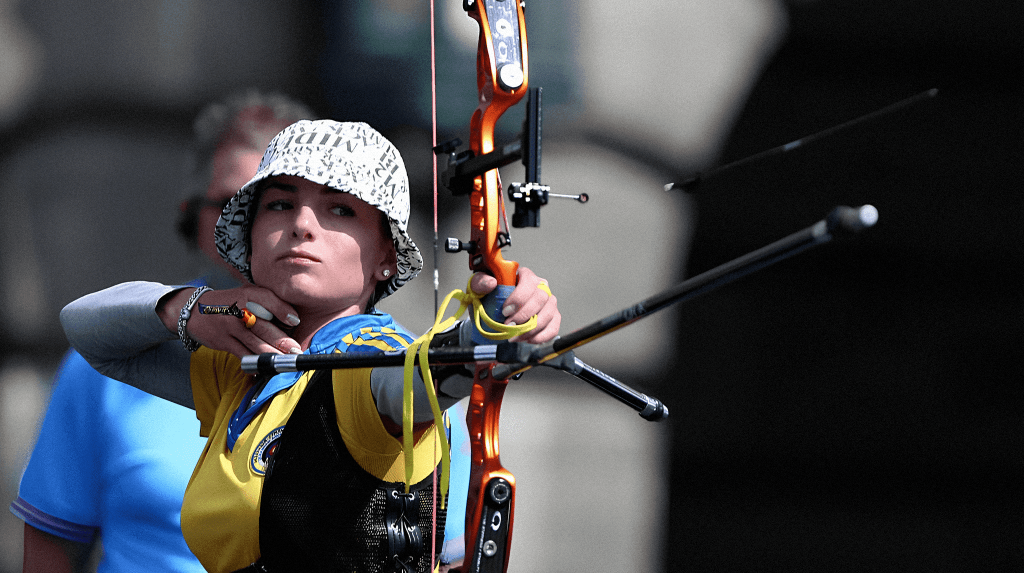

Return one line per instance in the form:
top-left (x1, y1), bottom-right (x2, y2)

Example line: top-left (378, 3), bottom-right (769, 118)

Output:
top-left (264, 199), bottom-right (292, 211)
top-left (330, 204), bottom-right (356, 217)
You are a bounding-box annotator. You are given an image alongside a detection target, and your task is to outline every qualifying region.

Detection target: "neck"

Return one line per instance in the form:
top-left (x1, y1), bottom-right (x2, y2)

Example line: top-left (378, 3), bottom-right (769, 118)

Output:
top-left (289, 303), bottom-right (366, 351)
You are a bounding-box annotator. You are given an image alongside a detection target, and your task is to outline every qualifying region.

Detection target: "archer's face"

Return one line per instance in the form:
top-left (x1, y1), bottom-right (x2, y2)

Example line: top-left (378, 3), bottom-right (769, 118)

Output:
top-left (249, 175), bottom-right (395, 316)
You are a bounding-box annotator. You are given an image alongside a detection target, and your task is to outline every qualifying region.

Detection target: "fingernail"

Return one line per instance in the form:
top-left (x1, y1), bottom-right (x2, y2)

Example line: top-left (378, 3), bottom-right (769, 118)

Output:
top-left (288, 346), bottom-right (301, 354)
top-left (286, 314), bottom-right (301, 326)
top-left (502, 304), bottom-right (516, 317)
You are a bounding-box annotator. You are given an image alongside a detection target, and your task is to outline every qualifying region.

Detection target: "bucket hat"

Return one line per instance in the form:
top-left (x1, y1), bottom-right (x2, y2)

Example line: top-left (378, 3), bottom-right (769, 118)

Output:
top-left (214, 120), bottom-right (422, 302)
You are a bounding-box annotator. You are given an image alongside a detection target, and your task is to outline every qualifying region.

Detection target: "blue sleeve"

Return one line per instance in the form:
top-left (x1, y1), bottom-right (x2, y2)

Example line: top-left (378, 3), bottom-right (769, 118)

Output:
top-left (10, 350), bottom-right (106, 543)
top-left (440, 400), bottom-right (470, 565)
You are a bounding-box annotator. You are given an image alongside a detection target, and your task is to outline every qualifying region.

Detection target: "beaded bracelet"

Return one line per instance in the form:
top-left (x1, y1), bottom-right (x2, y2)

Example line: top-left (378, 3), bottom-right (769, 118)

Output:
top-left (178, 286), bottom-right (213, 352)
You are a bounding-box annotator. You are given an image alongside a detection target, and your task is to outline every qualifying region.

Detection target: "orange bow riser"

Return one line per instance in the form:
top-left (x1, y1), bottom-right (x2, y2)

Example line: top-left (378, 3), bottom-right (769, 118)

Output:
top-left (457, 1), bottom-right (529, 572)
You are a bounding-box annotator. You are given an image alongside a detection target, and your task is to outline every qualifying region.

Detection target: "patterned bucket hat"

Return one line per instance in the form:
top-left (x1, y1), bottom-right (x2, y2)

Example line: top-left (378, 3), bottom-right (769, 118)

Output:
top-left (214, 120), bottom-right (422, 302)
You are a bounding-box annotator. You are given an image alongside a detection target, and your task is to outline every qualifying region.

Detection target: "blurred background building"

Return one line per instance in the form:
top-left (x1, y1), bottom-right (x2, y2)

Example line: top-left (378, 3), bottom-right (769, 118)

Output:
top-left (0, 0), bottom-right (1020, 571)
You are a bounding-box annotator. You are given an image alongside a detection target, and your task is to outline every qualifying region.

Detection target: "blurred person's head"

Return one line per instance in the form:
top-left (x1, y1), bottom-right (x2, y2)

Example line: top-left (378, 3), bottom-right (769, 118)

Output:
top-left (177, 90), bottom-right (316, 280)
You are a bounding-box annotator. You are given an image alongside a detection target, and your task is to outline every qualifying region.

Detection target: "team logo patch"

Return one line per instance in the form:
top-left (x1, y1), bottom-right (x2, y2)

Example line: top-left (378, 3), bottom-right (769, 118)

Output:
top-left (251, 426), bottom-right (285, 476)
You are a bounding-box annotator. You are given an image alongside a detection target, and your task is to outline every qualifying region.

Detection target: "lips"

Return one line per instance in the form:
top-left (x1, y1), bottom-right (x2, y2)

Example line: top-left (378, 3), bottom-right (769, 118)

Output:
top-left (279, 249), bottom-right (321, 264)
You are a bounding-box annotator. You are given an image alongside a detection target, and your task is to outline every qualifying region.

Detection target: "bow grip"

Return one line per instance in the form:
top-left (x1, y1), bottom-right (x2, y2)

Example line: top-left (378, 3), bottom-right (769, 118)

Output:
top-left (471, 285), bottom-right (516, 345)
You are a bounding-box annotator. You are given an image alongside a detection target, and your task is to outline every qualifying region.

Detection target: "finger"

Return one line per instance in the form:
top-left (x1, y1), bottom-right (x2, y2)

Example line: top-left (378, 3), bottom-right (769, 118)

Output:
top-left (510, 295), bottom-right (560, 343)
top-left (206, 319), bottom-right (284, 356)
top-left (512, 266), bottom-right (541, 292)
top-left (503, 286), bottom-right (551, 324)
top-left (239, 335), bottom-right (292, 357)
top-left (245, 289), bottom-right (301, 327)
top-left (532, 302), bottom-right (562, 343)
top-left (499, 267), bottom-right (542, 314)
top-left (247, 319), bottom-right (302, 355)
top-left (217, 336), bottom-right (254, 359)
top-left (223, 331), bottom-right (285, 359)
top-left (501, 277), bottom-right (550, 326)
top-left (469, 272), bottom-right (498, 295)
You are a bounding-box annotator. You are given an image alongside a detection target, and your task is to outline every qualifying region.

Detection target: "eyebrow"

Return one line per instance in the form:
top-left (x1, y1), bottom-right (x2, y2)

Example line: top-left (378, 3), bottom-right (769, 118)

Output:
top-left (262, 181), bottom-right (343, 195)
top-left (262, 181), bottom-right (297, 193)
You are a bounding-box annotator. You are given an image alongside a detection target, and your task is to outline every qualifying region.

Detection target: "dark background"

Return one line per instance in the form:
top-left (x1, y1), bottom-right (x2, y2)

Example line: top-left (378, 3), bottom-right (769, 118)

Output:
top-left (668, 2), bottom-right (1023, 571)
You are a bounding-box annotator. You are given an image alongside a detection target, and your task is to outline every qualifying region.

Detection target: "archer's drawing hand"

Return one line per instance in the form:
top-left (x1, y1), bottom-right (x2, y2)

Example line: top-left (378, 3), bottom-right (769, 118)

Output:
top-left (159, 285), bottom-right (302, 357)
top-left (470, 266), bottom-right (560, 344)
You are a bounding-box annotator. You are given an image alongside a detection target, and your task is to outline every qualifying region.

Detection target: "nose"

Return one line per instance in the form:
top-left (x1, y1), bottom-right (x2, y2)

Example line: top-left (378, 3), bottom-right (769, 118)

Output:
top-left (291, 204), bottom-right (317, 239)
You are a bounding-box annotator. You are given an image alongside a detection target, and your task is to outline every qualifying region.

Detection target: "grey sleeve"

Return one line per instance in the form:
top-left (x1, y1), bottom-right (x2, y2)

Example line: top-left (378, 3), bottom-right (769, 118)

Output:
top-left (370, 320), bottom-right (474, 423)
top-left (371, 367), bottom-right (467, 424)
top-left (60, 281), bottom-right (197, 409)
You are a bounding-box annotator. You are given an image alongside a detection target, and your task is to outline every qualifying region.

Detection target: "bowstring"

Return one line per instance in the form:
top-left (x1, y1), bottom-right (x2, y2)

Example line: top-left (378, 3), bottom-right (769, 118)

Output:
top-left (428, 0), bottom-right (440, 566)
top-left (430, 0), bottom-right (440, 319)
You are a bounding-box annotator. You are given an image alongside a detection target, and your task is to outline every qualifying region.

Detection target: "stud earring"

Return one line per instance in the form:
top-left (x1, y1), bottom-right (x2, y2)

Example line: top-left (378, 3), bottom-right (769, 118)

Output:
top-left (382, 269), bottom-right (391, 278)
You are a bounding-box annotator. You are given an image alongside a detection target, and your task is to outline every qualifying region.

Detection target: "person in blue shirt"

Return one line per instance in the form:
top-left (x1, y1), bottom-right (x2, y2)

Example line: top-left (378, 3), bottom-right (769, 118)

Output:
top-left (11, 90), bottom-right (316, 572)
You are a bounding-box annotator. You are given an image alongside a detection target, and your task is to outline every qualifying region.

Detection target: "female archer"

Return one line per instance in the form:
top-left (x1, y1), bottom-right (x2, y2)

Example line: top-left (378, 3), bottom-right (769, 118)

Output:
top-left (61, 119), bottom-right (559, 573)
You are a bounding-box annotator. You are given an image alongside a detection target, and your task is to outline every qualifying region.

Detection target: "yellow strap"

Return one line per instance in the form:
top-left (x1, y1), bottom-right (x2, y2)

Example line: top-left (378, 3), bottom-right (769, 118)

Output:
top-left (401, 277), bottom-right (539, 504)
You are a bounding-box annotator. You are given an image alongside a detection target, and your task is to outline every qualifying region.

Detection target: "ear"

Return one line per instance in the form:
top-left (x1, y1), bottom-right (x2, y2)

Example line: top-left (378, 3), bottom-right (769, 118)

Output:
top-left (377, 239), bottom-right (398, 281)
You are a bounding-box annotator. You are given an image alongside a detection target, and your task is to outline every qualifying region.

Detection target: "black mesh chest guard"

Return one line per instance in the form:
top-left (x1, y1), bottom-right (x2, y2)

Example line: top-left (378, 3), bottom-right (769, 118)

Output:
top-left (257, 370), bottom-right (447, 573)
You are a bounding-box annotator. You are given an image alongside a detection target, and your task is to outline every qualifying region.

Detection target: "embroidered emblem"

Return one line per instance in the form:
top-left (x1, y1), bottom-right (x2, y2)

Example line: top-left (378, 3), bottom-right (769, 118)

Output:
top-left (251, 426), bottom-right (285, 476)
top-left (341, 327), bottom-right (410, 351)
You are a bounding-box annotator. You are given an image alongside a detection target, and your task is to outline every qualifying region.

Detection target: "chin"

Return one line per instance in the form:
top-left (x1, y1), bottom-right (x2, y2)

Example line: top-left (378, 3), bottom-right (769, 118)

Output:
top-left (274, 284), bottom-right (328, 307)
top-left (278, 283), bottom-right (369, 313)
top-left (255, 269), bottom-right (371, 310)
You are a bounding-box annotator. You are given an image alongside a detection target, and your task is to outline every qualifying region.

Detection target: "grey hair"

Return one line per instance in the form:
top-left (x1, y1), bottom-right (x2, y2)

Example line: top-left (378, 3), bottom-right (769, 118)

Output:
top-left (177, 90), bottom-right (317, 248)
top-left (184, 89), bottom-right (317, 200)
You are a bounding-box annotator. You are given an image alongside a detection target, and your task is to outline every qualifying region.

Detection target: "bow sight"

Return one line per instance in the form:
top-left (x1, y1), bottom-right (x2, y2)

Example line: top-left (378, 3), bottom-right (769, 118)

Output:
top-left (434, 87), bottom-right (586, 251)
